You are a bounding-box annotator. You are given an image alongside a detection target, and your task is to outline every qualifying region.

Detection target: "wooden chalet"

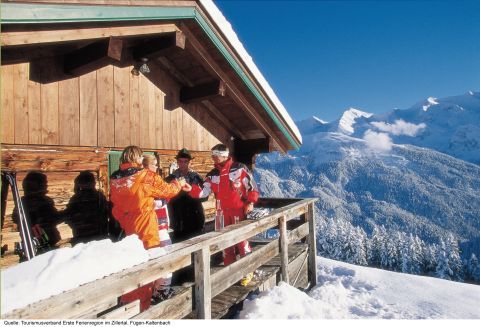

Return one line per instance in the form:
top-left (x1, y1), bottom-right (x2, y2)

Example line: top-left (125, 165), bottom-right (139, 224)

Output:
top-left (1, 0), bottom-right (316, 319)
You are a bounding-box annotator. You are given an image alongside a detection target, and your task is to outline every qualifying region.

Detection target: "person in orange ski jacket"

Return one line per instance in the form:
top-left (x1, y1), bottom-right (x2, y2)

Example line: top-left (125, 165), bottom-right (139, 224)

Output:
top-left (110, 145), bottom-right (190, 249)
top-left (110, 146), bottom-right (191, 310)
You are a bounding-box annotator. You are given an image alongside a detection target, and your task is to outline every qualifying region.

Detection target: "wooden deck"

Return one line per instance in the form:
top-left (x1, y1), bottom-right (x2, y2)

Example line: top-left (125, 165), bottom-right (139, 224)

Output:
top-left (2, 197), bottom-right (317, 319)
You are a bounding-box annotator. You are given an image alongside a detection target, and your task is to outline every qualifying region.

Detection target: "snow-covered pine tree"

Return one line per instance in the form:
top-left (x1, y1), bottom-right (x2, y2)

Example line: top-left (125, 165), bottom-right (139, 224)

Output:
top-left (423, 243), bottom-right (438, 275)
top-left (316, 216), bottom-right (330, 256)
top-left (368, 225), bottom-right (383, 267)
top-left (402, 234), bottom-right (422, 274)
top-left (445, 233), bottom-right (463, 281)
top-left (465, 253), bottom-right (480, 283)
top-left (351, 226), bottom-right (368, 265)
top-left (436, 239), bottom-right (453, 280)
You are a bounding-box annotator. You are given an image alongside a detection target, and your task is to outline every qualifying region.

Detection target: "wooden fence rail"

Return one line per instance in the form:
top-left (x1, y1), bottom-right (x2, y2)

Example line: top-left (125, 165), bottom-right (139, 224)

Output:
top-left (2, 197), bottom-right (317, 319)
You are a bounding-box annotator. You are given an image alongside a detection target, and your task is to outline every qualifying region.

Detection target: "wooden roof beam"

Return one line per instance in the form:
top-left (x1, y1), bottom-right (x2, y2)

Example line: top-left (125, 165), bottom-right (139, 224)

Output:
top-left (64, 37), bottom-right (123, 76)
top-left (1, 23), bottom-right (180, 47)
top-left (201, 100), bottom-right (247, 140)
top-left (180, 80), bottom-right (226, 104)
top-left (132, 31), bottom-right (185, 60)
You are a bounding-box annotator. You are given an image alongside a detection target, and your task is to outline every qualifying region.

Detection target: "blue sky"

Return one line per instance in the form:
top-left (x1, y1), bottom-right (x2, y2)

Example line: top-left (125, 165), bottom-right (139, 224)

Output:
top-left (215, 0), bottom-right (480, 122)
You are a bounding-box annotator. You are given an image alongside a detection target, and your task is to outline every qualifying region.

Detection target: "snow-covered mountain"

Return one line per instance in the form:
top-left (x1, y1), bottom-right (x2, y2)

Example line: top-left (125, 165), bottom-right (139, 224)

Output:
top-left (308, 91), bottom-right (480, 164)
top-left (254, 91), bottom-right (480, 268)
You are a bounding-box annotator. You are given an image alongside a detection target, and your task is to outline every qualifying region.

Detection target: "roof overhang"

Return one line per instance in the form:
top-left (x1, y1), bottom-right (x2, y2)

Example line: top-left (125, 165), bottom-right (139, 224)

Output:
top-left (0, 1), bottom-right (302, 152)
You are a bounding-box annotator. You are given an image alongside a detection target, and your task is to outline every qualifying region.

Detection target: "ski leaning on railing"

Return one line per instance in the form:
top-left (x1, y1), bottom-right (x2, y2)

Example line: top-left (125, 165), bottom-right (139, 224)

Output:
top-left (2, 171), bottom-right (36, 260)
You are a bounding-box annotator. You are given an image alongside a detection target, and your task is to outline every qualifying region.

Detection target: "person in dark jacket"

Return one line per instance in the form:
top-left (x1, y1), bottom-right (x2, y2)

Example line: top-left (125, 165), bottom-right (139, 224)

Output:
top-left (60, 171), bottom-right (109, 246)
top-left (166, 148), bottom-right (206, 243)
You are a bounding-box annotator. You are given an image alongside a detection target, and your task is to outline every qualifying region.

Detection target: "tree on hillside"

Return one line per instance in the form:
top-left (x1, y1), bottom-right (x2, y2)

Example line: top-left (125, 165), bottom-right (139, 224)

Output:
top-left (401, 233), bottom-right (422, 274)
top-left (435, 240), bottom-right (452, 280)
top-left (465, 253), bottom-right (480, 283)
top-left (445, 233), bottom-right (463, 281)
top-left (368, 225), bottom-right (383, 267)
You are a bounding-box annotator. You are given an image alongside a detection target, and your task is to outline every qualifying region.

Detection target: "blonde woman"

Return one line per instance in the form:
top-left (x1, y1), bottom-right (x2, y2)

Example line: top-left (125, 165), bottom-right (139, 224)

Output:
top-left (110, 146), bottom-right (191, 249)
top-left (110, 146), bottom-right (191, 309)
top-left (142, 155), bottom-right (175, 302)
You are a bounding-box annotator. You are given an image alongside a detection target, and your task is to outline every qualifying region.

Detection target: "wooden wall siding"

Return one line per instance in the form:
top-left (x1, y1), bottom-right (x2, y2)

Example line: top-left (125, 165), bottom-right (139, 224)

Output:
top-left (27, 77), bottom-right (42, 144)
top-left (1, 65), bottom-right (15, 143)
top-left (80, 71), bottom-right (98, 146)
top-left (128, 69), bottom-right (140, 146)
top-left (97, 65), bottom-right (115, 147)
top-left (13, 63), bottom-right (29, 144)
top-left (59, 77), bottom-right (80, 145)
top-left (40, 81), bottom-right (59, 145)
top-left (113, 66), bottom-right (131, 148)
top-left (1, 62), bottom-right (228, 150)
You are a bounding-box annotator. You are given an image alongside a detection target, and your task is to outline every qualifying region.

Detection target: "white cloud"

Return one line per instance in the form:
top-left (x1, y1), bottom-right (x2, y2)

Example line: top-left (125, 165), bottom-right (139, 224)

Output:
top-left (371, 119), bottom-right (426, 136)
top-left (362, 130), bottom-right (393, 151)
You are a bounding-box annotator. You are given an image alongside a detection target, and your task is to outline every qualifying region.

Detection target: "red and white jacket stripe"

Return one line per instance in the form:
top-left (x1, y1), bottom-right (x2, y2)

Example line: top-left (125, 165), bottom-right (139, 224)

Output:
top-left (190, 158), bottom-right (259, 211)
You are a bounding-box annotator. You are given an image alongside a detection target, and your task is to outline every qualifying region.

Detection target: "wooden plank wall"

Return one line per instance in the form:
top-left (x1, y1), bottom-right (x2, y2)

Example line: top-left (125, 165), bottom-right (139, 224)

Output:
top-left (0, 145), bottom-right (216, 267)
top-left (1, 62), bottom-right (228, 151)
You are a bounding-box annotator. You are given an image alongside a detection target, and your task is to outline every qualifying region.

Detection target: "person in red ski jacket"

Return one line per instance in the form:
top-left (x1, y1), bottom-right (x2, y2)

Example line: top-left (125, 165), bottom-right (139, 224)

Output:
top-left (190, 144), bottom-right (259, 269)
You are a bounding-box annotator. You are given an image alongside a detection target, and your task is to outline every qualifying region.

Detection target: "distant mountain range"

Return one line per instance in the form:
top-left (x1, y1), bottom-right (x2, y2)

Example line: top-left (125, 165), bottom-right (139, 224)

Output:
top-left (255, 91), bottom-right (480, 259)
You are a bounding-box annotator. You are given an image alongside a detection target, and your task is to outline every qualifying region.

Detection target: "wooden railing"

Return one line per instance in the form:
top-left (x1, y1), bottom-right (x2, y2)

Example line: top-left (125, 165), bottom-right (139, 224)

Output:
top-left (3, 197), bottom-right (317, 319)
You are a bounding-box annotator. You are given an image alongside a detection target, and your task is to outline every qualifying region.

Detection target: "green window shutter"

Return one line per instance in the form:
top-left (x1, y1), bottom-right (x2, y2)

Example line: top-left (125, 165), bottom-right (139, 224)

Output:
top-left (108, 151), bottom-right (122, 178)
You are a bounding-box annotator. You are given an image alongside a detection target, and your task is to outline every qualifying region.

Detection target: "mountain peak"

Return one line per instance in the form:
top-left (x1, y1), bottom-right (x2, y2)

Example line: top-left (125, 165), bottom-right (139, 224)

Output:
top-left (296, 116), bottom-right (328, 135)
top-left (338, 108), bottom-right (373, 134)
top-left (312, 116), bottom-right (328, 124)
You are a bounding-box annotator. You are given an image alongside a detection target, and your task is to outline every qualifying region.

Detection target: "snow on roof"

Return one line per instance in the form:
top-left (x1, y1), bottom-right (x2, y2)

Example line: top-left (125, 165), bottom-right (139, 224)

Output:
top-left (199, 0), bottom-right (302, 145)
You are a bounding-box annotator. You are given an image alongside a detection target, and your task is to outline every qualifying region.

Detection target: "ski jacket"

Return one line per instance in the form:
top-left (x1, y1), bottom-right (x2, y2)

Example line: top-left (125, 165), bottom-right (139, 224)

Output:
top-left (166, 169), bottom-right (206, 241)
top-left (190, 158), bottom-right (259, 211)
top-left (110, 163), bottom-right (181, 249)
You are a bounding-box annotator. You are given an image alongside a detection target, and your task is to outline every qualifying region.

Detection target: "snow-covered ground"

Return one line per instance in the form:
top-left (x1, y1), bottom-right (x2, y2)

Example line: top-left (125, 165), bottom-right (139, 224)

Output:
top-left (1, 235), bottom-right (168, 314)
top-left (3, 236), bottom-right (479, 319)
top-left (240, 257), bottom-right (480, 319)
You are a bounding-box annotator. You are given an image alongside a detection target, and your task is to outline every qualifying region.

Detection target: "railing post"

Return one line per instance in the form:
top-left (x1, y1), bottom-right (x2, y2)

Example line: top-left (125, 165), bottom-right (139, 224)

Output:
top-left (306, 203), bottom-right (317, 287)
top-left (279, 215), bottom-right (289, 284)
top-left (194, 247), bottom-right (211, 319)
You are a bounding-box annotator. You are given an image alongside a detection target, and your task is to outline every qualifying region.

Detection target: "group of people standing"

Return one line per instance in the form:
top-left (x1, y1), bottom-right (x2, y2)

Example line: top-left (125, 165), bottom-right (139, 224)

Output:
top-left (109, 143), bottom-right (259, 308)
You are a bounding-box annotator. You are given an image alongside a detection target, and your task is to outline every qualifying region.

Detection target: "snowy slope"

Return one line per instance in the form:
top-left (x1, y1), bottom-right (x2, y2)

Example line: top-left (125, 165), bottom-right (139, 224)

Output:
top-left (254, 91), bottom-right (480, 261)
top-left (240, 257), bottom-right (480, 319)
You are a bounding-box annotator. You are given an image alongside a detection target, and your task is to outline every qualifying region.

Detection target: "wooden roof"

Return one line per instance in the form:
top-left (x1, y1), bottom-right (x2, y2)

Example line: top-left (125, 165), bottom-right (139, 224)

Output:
top-left (1, 0), bottom-right (302, 153)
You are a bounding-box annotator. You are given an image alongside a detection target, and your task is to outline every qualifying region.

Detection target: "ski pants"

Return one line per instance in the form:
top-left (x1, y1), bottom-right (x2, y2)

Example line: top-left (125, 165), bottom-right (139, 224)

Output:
top-left (222, 207), bottom-right (251, 266)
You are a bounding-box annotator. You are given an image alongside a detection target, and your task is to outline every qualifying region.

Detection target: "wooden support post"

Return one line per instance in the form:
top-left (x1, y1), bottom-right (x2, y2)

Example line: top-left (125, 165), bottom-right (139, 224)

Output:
top-left (306, 203), bottom-right (317, 287)
top-left (279, 215), bottom-right (289, 284)
top-left (194, 247), bottom-right (211, 319)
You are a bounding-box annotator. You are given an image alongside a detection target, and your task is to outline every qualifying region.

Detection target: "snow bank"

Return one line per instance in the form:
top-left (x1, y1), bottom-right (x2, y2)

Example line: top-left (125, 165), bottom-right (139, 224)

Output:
top-left (240, 257), bottom-right (480, 319)
top-left (1, 235), bottom-right (151, 314)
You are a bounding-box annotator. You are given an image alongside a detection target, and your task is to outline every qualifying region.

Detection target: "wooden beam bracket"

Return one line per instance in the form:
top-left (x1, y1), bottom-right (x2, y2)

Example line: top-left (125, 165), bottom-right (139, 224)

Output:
top-left (180, 80), bottom-right (226, 104)
top-left (132, 31), bottom-right (185, 61)
top-left (64, 37), bottom-right (124, 76)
